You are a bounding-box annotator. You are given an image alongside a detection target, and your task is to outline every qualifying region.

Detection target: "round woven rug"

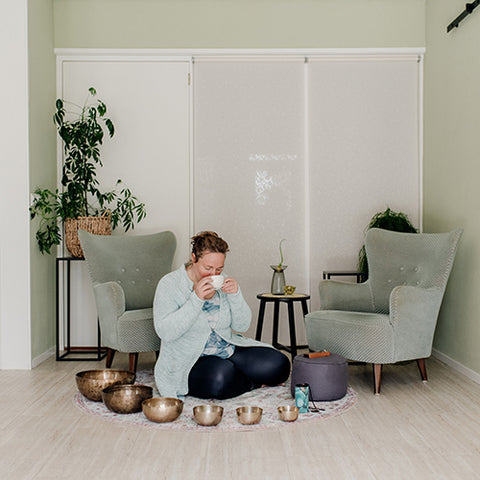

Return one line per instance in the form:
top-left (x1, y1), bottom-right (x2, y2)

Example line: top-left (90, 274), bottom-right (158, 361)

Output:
top-left (74, 370), bottom-right (356, 431)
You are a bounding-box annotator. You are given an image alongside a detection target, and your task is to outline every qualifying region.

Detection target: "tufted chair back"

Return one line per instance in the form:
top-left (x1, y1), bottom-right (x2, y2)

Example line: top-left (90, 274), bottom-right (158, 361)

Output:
top-left (365, 228), bottom-right (463, 314)
top-left (78, 230), bottom-right (176, 310)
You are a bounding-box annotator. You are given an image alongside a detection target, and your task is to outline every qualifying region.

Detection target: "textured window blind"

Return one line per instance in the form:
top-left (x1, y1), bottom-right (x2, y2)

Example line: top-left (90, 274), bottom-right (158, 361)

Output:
top-left (308, 58), bottom-right (420, 309)
top-left (194, 56), bottom-right (421, 321)
top-left (193, 59), bottom-right (306, 340)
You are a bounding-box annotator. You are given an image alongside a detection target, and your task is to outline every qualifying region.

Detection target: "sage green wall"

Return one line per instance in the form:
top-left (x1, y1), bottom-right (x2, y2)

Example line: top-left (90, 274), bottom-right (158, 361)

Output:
top-left (53, 0), bottom-right (425, 48)
top-left (28, 0), bottom-right (57, 362)
top-left (424, 1), bottom-right (480, 374)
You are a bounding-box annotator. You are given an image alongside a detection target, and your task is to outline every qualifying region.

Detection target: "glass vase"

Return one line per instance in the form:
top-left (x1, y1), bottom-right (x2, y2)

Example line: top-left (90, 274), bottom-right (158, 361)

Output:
top-left (270, 265), bottom-right (287, 295)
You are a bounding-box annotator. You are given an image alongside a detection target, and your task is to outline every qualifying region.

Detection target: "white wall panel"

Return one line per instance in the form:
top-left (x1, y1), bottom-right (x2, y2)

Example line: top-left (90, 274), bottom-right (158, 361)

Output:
top-left (193, 60), bottom-right (306, 342)
top-left (308, 58), bottom-right (421, 310)
top-left (60, 59), bottom-right (190, 346)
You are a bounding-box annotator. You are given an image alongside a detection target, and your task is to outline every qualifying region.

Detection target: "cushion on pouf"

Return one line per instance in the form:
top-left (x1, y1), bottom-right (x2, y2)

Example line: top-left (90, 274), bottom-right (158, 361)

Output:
top-left (290, 353), bottom-right (348, 401)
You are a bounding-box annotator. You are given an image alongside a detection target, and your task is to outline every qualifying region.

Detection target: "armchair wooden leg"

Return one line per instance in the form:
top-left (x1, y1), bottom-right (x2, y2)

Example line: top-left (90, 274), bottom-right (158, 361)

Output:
top-left (417, 358), bottom-right (428, 382)
top-left (105, 348), bottom-right (116, 368)
top-left (129, 352), bottom-right (139, 373)
top-left (373, 364), bottom-right (382, 395)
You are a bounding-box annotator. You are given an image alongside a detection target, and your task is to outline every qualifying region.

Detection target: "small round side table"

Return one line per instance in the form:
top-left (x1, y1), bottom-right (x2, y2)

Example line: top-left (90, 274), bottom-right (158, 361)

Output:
top-left (255, 293), bottom-right (310, 358)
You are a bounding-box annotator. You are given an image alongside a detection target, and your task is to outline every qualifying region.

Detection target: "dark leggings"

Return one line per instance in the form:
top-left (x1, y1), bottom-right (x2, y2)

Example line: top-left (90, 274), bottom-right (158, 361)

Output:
top-left (188, 347), bottom-right (291, 400)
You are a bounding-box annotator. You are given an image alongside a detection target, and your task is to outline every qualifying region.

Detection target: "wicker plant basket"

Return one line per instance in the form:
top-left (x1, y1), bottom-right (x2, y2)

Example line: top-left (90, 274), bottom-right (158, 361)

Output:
top-left (64, 212), bottom-right (112, 258)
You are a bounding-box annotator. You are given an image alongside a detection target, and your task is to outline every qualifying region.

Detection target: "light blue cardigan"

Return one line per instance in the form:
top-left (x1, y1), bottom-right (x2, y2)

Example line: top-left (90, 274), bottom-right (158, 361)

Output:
top-left (153, 265), bottom-right (270, 398)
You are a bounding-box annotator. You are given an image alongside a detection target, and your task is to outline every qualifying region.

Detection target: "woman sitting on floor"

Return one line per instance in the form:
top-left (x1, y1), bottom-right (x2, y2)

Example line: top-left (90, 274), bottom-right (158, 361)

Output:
top-left (153, 231), bottom-right (290, 399)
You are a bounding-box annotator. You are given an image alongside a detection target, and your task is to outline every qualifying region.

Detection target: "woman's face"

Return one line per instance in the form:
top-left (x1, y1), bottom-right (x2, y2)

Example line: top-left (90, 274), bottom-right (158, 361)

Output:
top-left (191, 251), bottom-right (225, 279)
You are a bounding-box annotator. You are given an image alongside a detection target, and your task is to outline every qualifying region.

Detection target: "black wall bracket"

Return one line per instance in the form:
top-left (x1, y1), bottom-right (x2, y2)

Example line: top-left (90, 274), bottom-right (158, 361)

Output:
top-left (447, 1), bottom-right (480, 32)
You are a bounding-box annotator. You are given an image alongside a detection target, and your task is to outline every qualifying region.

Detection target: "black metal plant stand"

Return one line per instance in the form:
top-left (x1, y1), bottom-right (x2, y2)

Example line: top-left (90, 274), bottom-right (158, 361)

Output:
top-left (56, 257), bottom-right (106, 361)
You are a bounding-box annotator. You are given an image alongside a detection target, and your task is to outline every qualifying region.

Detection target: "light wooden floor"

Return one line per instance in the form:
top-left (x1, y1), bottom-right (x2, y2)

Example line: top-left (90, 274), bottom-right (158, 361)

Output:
top-left (1, 352), bottom-right (480, 480)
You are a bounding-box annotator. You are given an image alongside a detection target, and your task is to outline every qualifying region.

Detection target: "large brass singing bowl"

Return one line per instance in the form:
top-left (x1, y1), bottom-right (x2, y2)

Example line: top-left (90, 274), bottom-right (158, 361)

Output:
top-left (277, 405), bottom-right (299, 422)
top-left (236, 406), bottom-right (263, 425)
top-left (142, 397), bottom-right (184, 423)
top-left (75, 369), bottom-right (136, 402)
top-left (193, 405), bottom-right (224, 426)
top-left (102, 384), bottom-right (153, 414)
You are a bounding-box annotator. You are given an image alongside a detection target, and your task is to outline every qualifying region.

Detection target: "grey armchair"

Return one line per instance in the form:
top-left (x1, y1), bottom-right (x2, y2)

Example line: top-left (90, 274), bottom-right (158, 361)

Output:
top-left (305, 228), bottom-right (462, 394)
top-left (78, 230), bottom-right (176, 372)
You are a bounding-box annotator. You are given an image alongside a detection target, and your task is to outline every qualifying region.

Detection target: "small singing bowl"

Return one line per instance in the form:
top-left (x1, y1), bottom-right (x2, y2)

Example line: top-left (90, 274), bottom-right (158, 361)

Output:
top-left (142, 397), bottom-right (184, 423)
top-left (236, 406), bottom-right (263, 425)
top-left (193, 405), bottom-right (224, 426)
top-left (75, 369), bottom-right (136, 402)
top-left (284, 285), bottom-right (296, 295)
top-left (278, 405), bottom-right (299, 422)
top-left (102, 384), bottom-right (153, 414)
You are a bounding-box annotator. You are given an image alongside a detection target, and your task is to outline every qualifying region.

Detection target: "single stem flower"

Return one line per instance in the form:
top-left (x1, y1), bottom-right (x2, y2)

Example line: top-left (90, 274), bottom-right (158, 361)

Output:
top-left (278, 238), bottom-right (286, 268)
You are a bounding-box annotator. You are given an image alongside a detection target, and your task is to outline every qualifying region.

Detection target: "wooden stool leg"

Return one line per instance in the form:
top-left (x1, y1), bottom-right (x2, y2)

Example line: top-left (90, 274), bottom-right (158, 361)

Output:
top-left (287, 300), bottom-right (298, 358)
top-left (373, 364), bottom-right (382, 395)
top-left (300, 299), bottom-right (309, 317)
top-left (272, 301), bottom-right (280, 348)
top-left (105, 348), bottom-right (115, 368)
top-left (255, 300), bottom-right (266, 341)
top-left (129, 352), bottom-right (138, 373)
top-left (417, 358), bottom-right (428, 382)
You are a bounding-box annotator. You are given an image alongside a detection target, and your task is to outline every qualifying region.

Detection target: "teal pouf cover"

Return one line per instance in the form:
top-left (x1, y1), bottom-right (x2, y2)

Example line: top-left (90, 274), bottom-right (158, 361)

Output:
top-left (290, 353), bottom-right (348, 401)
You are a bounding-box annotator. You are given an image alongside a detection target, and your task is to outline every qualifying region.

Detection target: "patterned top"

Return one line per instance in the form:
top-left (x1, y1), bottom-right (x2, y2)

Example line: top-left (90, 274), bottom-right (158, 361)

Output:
top-left (201, 294), bottom-right (235, 359)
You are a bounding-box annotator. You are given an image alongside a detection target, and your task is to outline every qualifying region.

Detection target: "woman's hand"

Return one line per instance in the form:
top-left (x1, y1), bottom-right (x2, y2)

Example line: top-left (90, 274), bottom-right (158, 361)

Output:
top-left (222, 277), bottom-right (238, 294)
top-left (194, 276), bottom-right (216, 300)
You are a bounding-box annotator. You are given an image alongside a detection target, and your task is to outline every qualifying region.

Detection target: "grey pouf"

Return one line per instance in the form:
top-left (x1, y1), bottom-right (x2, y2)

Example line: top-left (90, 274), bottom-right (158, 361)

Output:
top-left (290, 353), bottom-right (348, 401)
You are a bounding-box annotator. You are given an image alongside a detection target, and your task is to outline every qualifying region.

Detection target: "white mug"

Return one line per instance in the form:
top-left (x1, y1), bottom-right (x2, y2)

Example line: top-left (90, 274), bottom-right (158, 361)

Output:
top-left (210, 275), bottom-right (225, 289)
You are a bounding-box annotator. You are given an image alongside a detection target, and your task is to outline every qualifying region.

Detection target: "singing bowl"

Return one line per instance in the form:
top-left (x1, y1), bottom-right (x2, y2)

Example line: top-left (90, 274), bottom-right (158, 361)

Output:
top-left (142, 397), bottom-right (184, 423)
top-left (193, 405), bottom-right (224, 426)
top-left (75, 369), bottom-right (136, 402)
top-left (102, 384), bottom-right (153, 414)
top-left (236, 406), bottom-right (263, 425)
top-left (278, 405), bottom-right (299, 422)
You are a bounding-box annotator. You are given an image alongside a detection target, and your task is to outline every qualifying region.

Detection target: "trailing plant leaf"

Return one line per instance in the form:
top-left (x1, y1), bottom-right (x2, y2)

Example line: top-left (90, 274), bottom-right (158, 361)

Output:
top-left (30, 188), bottom-right (62, 255)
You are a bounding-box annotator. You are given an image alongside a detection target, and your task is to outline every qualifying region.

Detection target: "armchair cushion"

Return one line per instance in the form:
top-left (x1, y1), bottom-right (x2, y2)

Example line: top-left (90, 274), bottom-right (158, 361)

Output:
top-left (319, 280), bottom-right (373, 312)
top-left (305, 310), bottom-right (394, 363)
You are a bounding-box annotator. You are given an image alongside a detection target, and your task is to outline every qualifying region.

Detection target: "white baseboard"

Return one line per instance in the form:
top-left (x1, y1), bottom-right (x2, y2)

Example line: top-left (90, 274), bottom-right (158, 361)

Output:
top-left (432, 348), bottom-right (480, 385)
top-left (32, 346), bottom-right (55, 368)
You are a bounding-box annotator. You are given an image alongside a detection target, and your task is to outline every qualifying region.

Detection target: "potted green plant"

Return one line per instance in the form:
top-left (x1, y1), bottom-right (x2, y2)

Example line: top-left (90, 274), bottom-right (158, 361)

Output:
top-left (30, 87), bottom-right (146, 256)
top-left (358, 207), bottom-right (417, 279)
